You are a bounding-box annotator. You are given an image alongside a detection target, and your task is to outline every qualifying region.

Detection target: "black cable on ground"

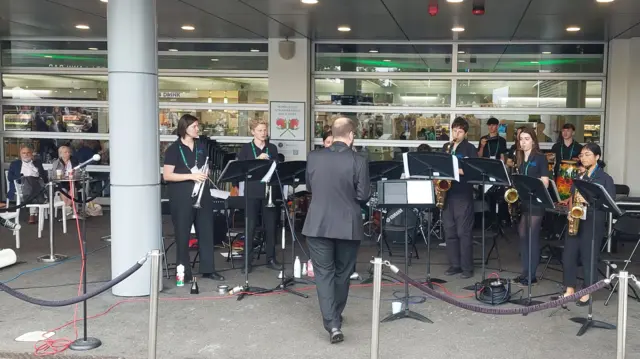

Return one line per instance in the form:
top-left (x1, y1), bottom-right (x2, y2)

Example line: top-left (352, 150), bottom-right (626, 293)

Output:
top-left (390, 265), bottom-right (608, 315)
top-left (0, 257), bottom-right (145, 307)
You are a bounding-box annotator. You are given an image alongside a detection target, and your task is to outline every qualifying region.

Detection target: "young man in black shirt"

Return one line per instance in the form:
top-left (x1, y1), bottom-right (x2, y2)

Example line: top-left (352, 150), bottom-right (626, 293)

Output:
top-left (477, 117), bottom-right (508, 160)
top-left (550, 123), bottom-right (583, 178)
top-left (442, 117), bottom-right (478, 279)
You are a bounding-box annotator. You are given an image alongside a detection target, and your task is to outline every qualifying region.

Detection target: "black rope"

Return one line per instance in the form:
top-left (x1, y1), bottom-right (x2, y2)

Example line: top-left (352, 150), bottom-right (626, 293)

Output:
top-left (0, 186), bottom-right (50, 213)
top-left (0, 259), bottom-right (144, 307)
top-left (391, 267), bottom-right (608, 315)
top-left (55, 182), bottom-right (108, 204)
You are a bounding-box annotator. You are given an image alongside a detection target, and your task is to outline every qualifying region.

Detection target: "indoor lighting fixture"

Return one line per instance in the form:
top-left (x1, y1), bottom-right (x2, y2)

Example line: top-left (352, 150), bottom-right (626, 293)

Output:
top-left (383, 59), bottom-right (391, 62)
top-left (530, 61), bottom-right (539, 64)
top-left (596, 0), bottom-right (614, 2)
top-left (250, 49), bottom-right (260, 52)
top-left (542, 51), bottom-right (552, 54)
top-left (211, 58), bottom-right (219, 61)
top-left (458, 51), bottom-right (465, 54)
top-left (458, 59), bottom-right (465, 63)
top-left (338, 26), bottom-right (351, 32)
top-left (100, 0), bottom-right (108, 2)
top-left (75, 24), bottom-right (90, 30)
top-left (181, 25), bottom-right (195, 31)
top-left (447, 0), bottom-right (464, 2)
top-left (88, 47), bottom-right (98, 50)
top-left (369, 50), bottom-right (379, 53)
top-left (301, 0), bottom-right (318, 3)
top-left (168, 49), bottom-right (178, 52)
top-left (44, 55), bottom-right (52, 58)
top-left (452, 26), bottom-right (465, 32)
top-left (566, 26), bottom-right (581, 32)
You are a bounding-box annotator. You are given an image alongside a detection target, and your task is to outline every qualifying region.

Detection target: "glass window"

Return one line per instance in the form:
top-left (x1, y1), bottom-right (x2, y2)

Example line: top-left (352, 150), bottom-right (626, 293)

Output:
top-left (3, 138), bottom-right (109, 165)
top-left (158, 77), bottom-right (267, 104)
top-left (314, 112), bottom-right (450, 141)
top-left (2, 74), bottom-right (108, 101)
top-left (160, 108), bottom-right (267, 137)
top-left (315, 79), bottom-right (451, 107)
top-left (315, 44), bottom-right (452, 73)
top-left (1, 41), bottom-right (108, 68)
top-left (456, 80), bottom-right (602, 109)
top-left (158, 42), bottom-right (268, 71)
top-left (459, 114), bottom-right (601, 143)
top-left (3, 105), bottom-right (108, 133)
top-left (457, 44), bottom-right (605, 73)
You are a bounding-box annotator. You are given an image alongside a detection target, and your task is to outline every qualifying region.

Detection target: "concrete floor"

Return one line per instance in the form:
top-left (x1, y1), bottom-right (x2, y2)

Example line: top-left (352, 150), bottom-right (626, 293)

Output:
top-left (0, 213), bottom-right (639, 359)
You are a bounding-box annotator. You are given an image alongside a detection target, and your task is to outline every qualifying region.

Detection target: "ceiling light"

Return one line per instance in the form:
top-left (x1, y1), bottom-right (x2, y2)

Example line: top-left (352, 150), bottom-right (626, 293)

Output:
top-left (458, 59), bottom-right (465, 63)
top-left (566, 26), bottom-right (581, 32)
top-left (211, 58), bottom-right (219, 62)
top-left (301, 0), bottom-right (318, 3)
top-left (452, 26), bottom-right (465, 32)
top-left (596, 0), bottom-right (614, 2)
top-left (168, 49), bottom-right (178, 52)
top-left (383, 59), bottom-right (391, 62)
top-left (88, 47), bottom-right (98, 50)
top-left (542, 51), bottom-right (552, 54)
top-left (100, 0), bottom-right (108, 2)
top-left (181, 25), bottom-right (195, 31)
top-left (369, 50), bottom-right (379, 53)
top-left (530, 61), bottom-right (539, 64)
top-left (338, 26), bottom-right (351, 32)
top-left (75, 24), bottom-right (90, 30)
top-left (458, 51), bottom-right (465, 54)
top-left (447, 0), bottom-right (464, 2)
top-left (44, 55), bottom-right (52, 58)
top-left (250, 49), bottom-right (260, 52)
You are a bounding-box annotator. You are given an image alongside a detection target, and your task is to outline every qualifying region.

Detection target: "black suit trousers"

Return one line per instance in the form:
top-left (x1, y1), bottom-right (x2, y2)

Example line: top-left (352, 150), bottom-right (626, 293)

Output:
top-left (307, 237), bottom-right (360, 332)
top-left (443, 195), bottom-right (475, 272)
top-left (562, 212), bottom-right (606, 288)
top-left (169, 188), bottom-right (215, 278)
top-left (245, 199), bottom-right (278, 263)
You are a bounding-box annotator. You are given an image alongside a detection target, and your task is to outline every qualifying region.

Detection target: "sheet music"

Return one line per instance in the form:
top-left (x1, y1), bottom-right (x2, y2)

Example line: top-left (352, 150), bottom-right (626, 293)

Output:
top-left (402, 152), bottom-right (460, 181)
top-left (407, 181), bottom-right (434, 205)
top-left (210, 188), bottom-right (230, 199)
top-left (261, 161), bottom-right (277, 183)
top-left (452, 156), bottom-right (460, 182)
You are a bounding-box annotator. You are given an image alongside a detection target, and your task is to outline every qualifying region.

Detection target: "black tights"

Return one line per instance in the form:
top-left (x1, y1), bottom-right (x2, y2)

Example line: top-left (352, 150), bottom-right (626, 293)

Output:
top-left (518, 213), bottom-right (543, 278)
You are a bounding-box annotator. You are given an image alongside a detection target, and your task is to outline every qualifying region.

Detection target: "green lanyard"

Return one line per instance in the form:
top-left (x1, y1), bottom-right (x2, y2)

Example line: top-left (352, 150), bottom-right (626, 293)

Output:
top-left (487, 138), bottom-right (499, 157)
top-left (178, 141), bottom-right (197, 168)
top-left (251, 141), bottom-right (269, 159)
top-left (561, 142), bottom-right (575, 160)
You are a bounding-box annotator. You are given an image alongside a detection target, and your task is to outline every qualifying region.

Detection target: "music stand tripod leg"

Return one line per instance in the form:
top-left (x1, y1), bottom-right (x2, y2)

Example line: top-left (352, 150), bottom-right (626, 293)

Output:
top-left (273, 200), bottom-right (308, 298)
top-left (419, 212), bottom-right (446, 287)
top-left (361, 228), bottom-right (397, 285)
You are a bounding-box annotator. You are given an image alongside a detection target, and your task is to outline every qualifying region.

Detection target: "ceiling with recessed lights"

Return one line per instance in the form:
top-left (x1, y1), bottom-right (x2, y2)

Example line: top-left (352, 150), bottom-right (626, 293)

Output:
top-left (0, 0), bottom-right (638, 41)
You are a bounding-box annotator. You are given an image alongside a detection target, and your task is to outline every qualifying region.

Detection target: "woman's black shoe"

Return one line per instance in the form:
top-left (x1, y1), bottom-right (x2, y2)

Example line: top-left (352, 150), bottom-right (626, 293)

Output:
top-left (202, 272), bottom-right (225, 281)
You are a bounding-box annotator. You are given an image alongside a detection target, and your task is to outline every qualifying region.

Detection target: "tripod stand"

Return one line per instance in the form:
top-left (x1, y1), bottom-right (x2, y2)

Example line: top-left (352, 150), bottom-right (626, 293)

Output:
top-left (569, 179), bottom-right (622, 336)
top-left (415, 208), bottom-right (446, 288)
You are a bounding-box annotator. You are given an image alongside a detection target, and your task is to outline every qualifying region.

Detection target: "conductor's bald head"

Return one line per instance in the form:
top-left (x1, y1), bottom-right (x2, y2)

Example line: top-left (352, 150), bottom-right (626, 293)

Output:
top-left (331, 117), bottom-right (355, 146)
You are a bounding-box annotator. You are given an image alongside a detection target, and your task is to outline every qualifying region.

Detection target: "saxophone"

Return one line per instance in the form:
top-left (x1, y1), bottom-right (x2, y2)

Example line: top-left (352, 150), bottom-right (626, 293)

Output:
top-left (435, 141), bottom-right (454, 209)
top-left (568, 187), bottom-right (587, 236)
top-left (504, 165), bottom-right (520, 224)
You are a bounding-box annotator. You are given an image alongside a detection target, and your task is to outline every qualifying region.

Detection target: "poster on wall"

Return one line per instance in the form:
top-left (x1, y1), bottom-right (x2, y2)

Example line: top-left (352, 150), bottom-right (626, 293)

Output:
top-left (269, 101), bottom-right (305, 141)
top-left (272, 140), bottom-right (307, 161)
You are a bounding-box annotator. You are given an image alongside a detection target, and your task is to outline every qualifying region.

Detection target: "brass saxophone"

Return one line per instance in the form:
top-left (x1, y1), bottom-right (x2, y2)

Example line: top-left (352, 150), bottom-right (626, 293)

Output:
top-left (568, 188), bottom-right (586, 236)
top-left (435, 141), bottom-right (454, 209)
top-left (504, 151), bottom-right (522, 224)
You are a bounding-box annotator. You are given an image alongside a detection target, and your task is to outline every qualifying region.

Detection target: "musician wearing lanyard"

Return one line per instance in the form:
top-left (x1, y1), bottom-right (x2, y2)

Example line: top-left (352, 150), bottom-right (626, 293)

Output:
top-left (442, 117), bottom-right (478, 279)
top-left (237, 118), bottom-right (281, 274)
top-left (511, 128), bottom-right (550, 287)
top-left (551, 123), bottom-right (583, 177)
top-left (477, 117), bottom-right (508, 160)
top-left (163, 115), bottom-right (224, 282)
top-left (556, 143), bottom-right (615, 305)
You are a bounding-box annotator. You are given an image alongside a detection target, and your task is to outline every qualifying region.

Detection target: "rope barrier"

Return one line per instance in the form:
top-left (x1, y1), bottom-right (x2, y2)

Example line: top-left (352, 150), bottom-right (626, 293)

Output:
top-left (0, 186), bottom-right (49, 213)
top-left (386, 261), bottom-right (609, 315)
top-left (0, 256), bottom-right (146, 307)
top-left (55, 182), bottom-right (108, 204)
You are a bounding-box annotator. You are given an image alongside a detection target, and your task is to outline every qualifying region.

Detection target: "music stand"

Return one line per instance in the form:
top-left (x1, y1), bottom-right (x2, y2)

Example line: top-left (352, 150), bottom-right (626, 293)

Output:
top-left (378, 179), bottom-right (436, 324)
top-left (361, 161), bottom-right (403, 285)
top-left (218, 159), bottom-right (276, 301)
top-left (460, 158), bottom-right (510, 289)
top-left (403, 152), bottom-right (459, 288)
top-left (509, 174), bottom-right (554, 307)
top-left (569, 179), bottom-right (622, 336)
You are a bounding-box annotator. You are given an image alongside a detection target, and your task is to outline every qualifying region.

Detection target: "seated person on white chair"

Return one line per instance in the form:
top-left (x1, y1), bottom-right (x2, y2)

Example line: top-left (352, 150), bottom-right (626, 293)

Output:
top-left (51, 145), bottom-right (80, 211)
top-left (8, 145), bottom-right (48, 224)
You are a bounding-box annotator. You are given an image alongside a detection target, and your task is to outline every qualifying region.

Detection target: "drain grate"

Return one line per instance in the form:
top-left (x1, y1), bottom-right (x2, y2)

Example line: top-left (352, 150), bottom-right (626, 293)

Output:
top-left (0, 353), bottom-right (125, 359)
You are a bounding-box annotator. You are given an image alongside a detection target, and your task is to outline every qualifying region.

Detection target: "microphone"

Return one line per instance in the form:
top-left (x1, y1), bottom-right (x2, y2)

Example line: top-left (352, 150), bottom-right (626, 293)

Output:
top-left (73, 154), bottom-right (101, 170)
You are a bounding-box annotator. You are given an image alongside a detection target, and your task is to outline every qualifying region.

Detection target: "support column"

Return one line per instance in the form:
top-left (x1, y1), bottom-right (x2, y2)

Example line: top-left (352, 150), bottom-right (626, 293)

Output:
top-left (108, 0), bottom-right (161, 296)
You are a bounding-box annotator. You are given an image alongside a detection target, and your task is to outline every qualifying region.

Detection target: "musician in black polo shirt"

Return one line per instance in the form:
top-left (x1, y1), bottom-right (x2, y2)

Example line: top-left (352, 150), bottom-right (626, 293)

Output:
top-left (551, 123), bottom-right (583, 178)
top-left (236, 118), bottom-right (281, 273)
top-left (163, 114), bottom-right (224, 282)
top-left (477, 117), bottom-right (508, 160)
top-left (442, 117), bottom-right (478, 279)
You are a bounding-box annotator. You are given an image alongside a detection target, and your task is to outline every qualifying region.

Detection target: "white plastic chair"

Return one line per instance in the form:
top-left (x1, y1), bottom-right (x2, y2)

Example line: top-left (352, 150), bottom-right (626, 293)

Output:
top-left (15, 180), bottom-right (67, 238)
top-left (0, 202), bottom-right (20, 249)
top-left (4, 170), bottom-right (9, 207)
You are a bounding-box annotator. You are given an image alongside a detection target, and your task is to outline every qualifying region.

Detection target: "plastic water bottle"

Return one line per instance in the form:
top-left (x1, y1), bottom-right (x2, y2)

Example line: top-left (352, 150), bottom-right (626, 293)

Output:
top-left (294, 256), bottom-right (302, 278)
top-left (302, 263), bottom-right (308, 276)
top-left (307, 259), bottom-right (314, 278)
top-left (176, 264), bottom-right (185, 287)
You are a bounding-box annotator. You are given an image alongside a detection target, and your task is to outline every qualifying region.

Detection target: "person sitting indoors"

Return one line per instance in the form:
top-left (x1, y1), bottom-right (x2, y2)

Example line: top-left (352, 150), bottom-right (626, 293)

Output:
top-left (51, 146), bottom-right (80, 210)
top-left (8, 145), bottom-right (48, 224)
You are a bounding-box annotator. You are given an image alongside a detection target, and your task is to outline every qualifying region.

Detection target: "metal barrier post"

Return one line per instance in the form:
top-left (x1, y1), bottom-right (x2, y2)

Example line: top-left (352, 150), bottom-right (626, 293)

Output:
top-left (148, 250), bottom-right (161, 359)
top-left (371, 257), bottom-right (383, 359)
top-left (617, 271), bottom-right (629, 359)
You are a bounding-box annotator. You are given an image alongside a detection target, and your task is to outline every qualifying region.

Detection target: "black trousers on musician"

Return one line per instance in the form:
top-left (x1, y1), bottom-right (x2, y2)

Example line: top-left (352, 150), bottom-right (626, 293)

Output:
top-left (245, 198), bottom-right (279, 264)
top-left (563, 211), bottom-right (606, 288)
top-left (518, 210), bottom-right (544, 278)
top-left (307, 237), bottom-right (360, 333)
top-left (443, 195), bottom-right (475, 272)
top-left (169, 184), bottom-right (216, 280)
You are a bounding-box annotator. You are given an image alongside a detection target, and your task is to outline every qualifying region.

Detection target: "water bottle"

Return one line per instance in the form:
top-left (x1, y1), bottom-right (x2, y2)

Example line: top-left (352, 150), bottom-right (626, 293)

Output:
top-left (294, 256), bottom-right (302, 278)
top-left (307, 259), bottom-right (314, 278)
top-left (302, 263), bottom-right (308, 276)
top-left (176, 264), bottom-right (185, 287)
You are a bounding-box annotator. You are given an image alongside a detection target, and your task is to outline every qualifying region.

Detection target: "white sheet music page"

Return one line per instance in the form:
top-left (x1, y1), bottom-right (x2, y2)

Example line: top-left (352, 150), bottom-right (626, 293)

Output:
top-left (260, 161), bottom-right (277, 183)
top-left (452, 155), bottom-right (460, 182)
top-left (402, 152), bottom-right (411, 179)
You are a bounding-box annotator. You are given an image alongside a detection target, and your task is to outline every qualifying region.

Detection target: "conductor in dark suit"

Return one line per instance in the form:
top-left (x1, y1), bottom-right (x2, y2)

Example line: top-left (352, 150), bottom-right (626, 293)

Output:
top-left (302, 117), bottom-right (370, 344)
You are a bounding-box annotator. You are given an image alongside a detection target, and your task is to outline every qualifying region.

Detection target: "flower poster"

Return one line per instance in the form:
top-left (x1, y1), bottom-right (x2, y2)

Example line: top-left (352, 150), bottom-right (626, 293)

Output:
top-left (269, 101), bottom-right (305, 141)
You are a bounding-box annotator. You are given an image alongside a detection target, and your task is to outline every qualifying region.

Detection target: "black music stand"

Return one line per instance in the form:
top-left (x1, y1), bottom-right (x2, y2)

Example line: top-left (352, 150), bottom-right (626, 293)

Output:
top-left (218, 159), bottom-right (276, 301)
top-left (461, 157), bottom-right (510, 289)
top-left (509, 174), bottom-right (554, 307)
top-left (268, 161), bottom-right (311, 296)
top-left (569, 179), bottom-right (622, 336)
top-left (361, 161), bottom-right (403, 285)
top-left (378, 179), bottom-right (436, 324)
top-left (403, 152), bottom-right (459, 287)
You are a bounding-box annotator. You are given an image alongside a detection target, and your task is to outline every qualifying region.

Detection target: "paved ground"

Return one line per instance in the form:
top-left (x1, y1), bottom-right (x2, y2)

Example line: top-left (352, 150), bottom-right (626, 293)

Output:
top-left (0, 213), bottom-right (639, 359)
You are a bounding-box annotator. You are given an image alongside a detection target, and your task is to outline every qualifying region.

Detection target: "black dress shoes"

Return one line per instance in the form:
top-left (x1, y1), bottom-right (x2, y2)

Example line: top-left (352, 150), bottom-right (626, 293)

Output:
top-left (329, 328), bottom-right (344, 344)
top-left (445, 267), bottom-right (463, 276)
top-left (202, 272), bottom-right (225, 281)
top-left (266, 258), bottom-right (282, 271)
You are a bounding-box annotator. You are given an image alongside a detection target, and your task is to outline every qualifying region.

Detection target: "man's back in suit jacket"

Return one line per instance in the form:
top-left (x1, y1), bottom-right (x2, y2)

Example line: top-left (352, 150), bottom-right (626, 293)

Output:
top-left (302, 141), bottom-right (371, 241)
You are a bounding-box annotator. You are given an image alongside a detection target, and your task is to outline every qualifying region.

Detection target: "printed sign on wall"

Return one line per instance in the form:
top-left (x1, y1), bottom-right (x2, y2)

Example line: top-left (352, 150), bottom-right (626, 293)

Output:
top-left (269, 101), bottom-right (305, 142)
